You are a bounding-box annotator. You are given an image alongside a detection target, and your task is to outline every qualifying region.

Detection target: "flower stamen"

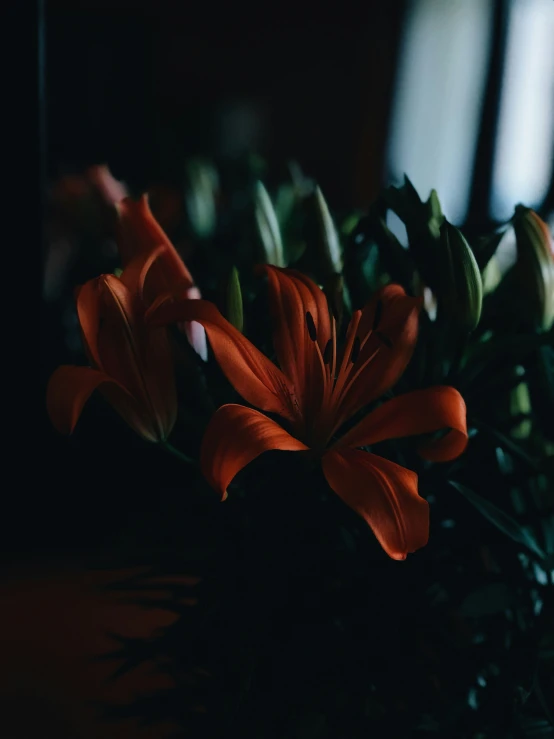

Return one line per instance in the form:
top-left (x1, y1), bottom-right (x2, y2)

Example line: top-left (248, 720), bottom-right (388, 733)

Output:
top-left (306, 311), bottom-right (317, 342)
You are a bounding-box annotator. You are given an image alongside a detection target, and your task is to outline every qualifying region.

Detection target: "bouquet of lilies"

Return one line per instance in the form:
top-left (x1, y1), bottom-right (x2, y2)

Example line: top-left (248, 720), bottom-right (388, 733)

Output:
top-left (45, 163), bottom-right (554, 738)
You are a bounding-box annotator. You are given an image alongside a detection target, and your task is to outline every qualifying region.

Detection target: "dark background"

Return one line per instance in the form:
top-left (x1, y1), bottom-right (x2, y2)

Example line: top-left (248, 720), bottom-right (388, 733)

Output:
top-left (45, 0), bottom-right (405, 208)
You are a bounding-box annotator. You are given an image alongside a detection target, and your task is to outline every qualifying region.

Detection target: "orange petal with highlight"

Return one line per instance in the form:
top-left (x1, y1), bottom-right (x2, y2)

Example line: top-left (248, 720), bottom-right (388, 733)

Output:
top-left (338, 386), bottom-right (468, 462)
top-left (147, 296), bottom-right (298, 422)
top-left (259, 266), bottom-right (331, 390)
top-left (337, 284), bottom-right (422, 421)
top-left (322, 448), bottom-right (428, 560)
top-left (116, 194), bottom-right (194, 303)
top-left (200, 404), bottom-right (308, 500)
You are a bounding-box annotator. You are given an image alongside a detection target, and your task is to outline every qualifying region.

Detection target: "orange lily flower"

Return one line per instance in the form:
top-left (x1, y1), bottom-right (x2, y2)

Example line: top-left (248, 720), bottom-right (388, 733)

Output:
top-left (148, 267), bottom-right (468, 560)
top-left (47, 248), bottom-right (177, 443)
top-left (115, 193), bottom-right (208, 360)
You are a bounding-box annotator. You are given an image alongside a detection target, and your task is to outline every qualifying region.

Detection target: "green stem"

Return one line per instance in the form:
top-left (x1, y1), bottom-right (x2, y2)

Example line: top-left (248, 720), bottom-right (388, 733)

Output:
top-left (160, 441), bottom-right (195, 466)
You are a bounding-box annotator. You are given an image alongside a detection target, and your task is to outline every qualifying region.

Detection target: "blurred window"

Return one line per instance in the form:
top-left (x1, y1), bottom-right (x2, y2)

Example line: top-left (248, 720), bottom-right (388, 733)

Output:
top-left (386, 0), bottom-right (554, 226)
top-left (490, 0), bottom-right (554, 221)
top-left (386, 0), bottom-right (495, 224)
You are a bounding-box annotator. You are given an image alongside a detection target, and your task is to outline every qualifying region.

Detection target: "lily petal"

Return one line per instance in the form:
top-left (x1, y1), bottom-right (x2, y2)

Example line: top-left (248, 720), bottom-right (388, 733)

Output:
top-left (338, 386), bottom-right (468, 462)
top-left (118, 244), bottom-right (169, 304)
top-left (336, 284), bottom-right (421, 422)
top-left (46, 365), bottom-right (157, 441)
top-left (322, 448), bottom-right (428, 560)
top-left (200, 404), bottom-right (309, 500)
top-left (78, 274), bottom-right (177, 440)
top-left (147, 296), bottom-right (298, 422)
top-left (116, 194), bottom-right (194, 303)
top-left (75, 279), bottom-right (103, 369)
top-left (259, 266), bottom-right (331, 425)
top-left (260, 266), bottom-right (331, 380)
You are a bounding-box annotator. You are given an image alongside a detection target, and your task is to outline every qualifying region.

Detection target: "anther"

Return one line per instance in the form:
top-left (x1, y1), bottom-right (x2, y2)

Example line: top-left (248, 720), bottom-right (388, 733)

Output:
top-left (306, 311), bottom-right (317, 341)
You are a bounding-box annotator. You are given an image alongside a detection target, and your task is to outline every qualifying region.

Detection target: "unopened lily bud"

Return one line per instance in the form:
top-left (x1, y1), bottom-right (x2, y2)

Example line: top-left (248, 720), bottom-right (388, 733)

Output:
top-left (438, 222), bottom-right (483, 332)
top-left (512, 206), bottom-right (554, 331)
top-left (254, 181), bottom-right (285, 267)
top-left (312, 186), bottom-right (343, 276)
top-left (481, 254), bottom-right (502, 295)
top-left (427, 189), bottom-right (443, 222)
top-left (510, 380), bottom-right (532, 439)
top-left (185, 159), bottom-right (218, 239)
top-left (425, 189), bottom-right (444, 240)
top-left (226, 266), bottom-right (244, 333)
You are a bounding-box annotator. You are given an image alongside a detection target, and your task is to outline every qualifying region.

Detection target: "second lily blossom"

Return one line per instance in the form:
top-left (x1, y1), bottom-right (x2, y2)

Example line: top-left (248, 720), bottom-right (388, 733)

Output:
top-left (148, 266), bottom-right (468, 560)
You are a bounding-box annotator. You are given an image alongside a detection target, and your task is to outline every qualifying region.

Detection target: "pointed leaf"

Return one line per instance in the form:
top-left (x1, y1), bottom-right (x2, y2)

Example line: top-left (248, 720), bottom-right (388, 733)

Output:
top-left (225, 266), bottom-right (244, 332)
top-left (450, 481), bottom-right (545, 559)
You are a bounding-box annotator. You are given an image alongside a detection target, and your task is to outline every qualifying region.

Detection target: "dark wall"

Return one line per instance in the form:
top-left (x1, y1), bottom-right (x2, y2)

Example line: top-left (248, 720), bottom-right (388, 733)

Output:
top-left (46, 0), bottom-right (406, 206)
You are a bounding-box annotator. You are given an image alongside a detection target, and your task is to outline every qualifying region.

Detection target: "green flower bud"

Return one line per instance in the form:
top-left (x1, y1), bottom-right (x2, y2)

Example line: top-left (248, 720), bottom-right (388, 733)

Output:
top-left (185, 159), bottom-right (218, 239)
top-left (254, 181), bottom-right (285, 267)
top-left (512, 206), bottom-right (554, 331)
top-left (226, 266), bottom-right (244, 333)
top-left (427, 188), bottom-right (443, 222)
top-left (312, 186), bottom-right (343, 276)
top-left (481, 254), bottom-right (502, 295)
top-left (437, 221), bottom-right (483, 332)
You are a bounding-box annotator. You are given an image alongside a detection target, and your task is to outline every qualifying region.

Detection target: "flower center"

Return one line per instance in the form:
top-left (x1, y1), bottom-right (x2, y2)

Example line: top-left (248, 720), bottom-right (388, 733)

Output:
top-left (301, 302), bottom-right (391, 450)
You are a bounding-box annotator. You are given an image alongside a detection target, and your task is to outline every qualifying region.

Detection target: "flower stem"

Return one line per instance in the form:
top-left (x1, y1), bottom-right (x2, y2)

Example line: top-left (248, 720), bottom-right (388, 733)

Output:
top-left (160, 441), bottom-right (195, 466)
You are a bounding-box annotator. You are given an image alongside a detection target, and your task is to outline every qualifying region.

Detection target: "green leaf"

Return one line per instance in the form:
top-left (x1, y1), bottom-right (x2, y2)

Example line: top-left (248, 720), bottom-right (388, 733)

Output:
top-left (461, 583), bottom-right (514, 617)
top-left (450, 481), bottom-right (545, 559)
top-left (226, 266), bottom-right (244, 333)
top-left (471, 417), bottom-right (540, 470)
top-left (457, 330), bottom-right (553, 387)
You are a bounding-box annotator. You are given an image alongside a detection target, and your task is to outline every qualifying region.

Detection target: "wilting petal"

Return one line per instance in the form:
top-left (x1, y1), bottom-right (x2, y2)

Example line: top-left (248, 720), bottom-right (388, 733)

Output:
top-left (338, 386), bottom-right (468, 462)
top-left (46, 365), bottom-right (157, 441)
top-left (116, 194), bottom-right (194, 303)
top-left (200, 404), bottom-right (308, 500)
top-left (259, 266), bottom-right (331, 388)
top-left (322, 448), bottom-right (428, 560)
top-left (147, 296), bottom-right (298, 422)
top-left (336, 284), bottom-right (422, 422)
